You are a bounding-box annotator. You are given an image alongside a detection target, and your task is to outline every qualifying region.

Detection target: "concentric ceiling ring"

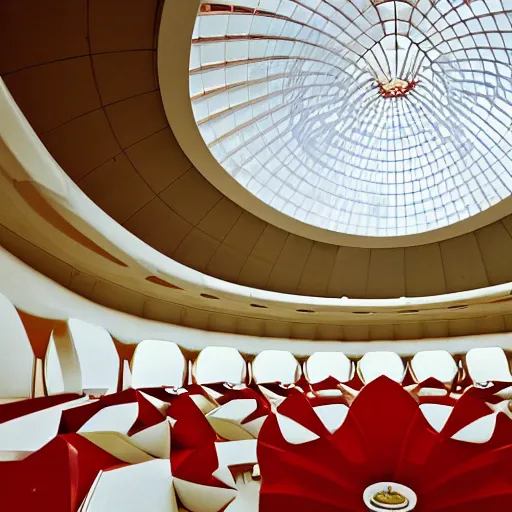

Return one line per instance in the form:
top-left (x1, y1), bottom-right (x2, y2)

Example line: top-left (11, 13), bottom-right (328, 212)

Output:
top-left (189, 0), bottom-right (512, 237)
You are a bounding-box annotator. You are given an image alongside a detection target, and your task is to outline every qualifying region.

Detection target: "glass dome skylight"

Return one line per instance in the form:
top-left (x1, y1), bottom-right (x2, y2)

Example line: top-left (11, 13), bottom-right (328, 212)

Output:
top-left (189, 0), bottom-right (512, 237)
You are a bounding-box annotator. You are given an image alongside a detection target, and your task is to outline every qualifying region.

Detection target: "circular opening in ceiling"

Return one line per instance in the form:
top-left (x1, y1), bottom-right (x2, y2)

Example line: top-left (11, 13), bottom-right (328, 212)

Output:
top-left (189, 1), bottom-right (512, 238)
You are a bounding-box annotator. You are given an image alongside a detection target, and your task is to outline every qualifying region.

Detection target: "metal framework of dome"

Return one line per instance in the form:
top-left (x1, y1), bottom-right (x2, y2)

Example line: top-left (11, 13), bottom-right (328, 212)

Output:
top-left (189, 0), bottom-right (512, 237)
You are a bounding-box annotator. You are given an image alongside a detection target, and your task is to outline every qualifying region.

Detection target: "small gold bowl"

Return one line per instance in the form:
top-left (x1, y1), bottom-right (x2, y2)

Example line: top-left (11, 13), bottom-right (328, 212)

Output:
top-left (363, 482), bottom-right (417, 511)
top-left (370, 486), bottom-right (409, 510)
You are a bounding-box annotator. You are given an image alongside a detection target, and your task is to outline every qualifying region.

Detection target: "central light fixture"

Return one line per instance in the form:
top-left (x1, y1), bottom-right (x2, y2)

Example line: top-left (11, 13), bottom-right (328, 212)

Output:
top-left (379, 78), bottom-right (417, 98)
top-left (362, 33), bottom-right (424, 99)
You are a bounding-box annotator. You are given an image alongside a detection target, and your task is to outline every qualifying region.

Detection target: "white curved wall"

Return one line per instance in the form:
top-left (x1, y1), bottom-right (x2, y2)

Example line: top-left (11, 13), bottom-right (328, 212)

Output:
top-left (2, 246), bottom-right (512, 358)
top-left (0, 246), bottom-right (511, 406)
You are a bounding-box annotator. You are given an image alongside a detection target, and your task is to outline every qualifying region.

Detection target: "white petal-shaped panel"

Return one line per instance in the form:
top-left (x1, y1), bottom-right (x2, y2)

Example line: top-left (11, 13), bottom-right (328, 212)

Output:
top-left (173, 479), bottom-right (237, 512)
top-left (451, 413), bottom-right (498, 444)
top-left (252, 350), bottom-right (300, 384)
top-left (411, 350), bottom-right (457, 384)
top-left (82, 460), bottom-right (178, 512)
top-left (194, 346), bottom-right (246, 384)
top-left (0, 294), bottom-right (35, 398)
top-left (0, 397), bottom-right (88, 452)
top-left (276, 413), bottom-right (319, 444)
top-left (68, 318), bottom-right (119, 395)
top-left (131, 340), bottom-right (186, 389)
top-left (466, 346), bottom-right (512, 384)
top-left (78, 403), bottom-right (139, 435)
top-left (358, 351), bottom-right (404, 384)
top-left (313, 404), bottom-right (349, 434)
top-left (306, 352), bottom-right (352, 383)
top-left (420, 403), bottom-right (453, 433)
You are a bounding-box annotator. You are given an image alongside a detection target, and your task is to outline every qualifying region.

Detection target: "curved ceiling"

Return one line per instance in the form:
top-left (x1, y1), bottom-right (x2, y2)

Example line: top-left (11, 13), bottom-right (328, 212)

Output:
top-left (189, 0), bottom-right (512, 237)
top-left (2, 0), bottom-right (512, 301)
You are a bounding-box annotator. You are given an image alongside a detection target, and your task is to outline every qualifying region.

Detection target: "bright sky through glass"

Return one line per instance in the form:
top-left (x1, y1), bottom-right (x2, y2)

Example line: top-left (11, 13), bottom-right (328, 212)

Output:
top-left (190, 0), bottom-right (512, 237)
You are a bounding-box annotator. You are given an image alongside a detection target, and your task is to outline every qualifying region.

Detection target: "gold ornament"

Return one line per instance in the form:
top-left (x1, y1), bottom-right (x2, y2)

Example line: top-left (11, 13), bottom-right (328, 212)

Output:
top-left (371, 486), bottom-right (409, 509)
top-left (378, 78), bottom-right (418, 98)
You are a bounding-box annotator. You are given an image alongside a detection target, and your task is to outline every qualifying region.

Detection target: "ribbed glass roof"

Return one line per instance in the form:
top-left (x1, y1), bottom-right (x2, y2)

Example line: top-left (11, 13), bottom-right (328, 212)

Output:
top-left (189, 0), bottom-right (512, 237)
